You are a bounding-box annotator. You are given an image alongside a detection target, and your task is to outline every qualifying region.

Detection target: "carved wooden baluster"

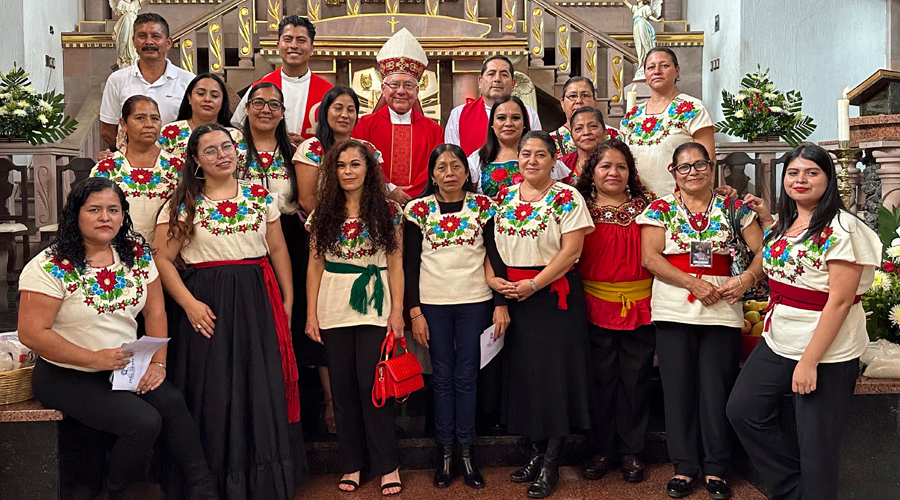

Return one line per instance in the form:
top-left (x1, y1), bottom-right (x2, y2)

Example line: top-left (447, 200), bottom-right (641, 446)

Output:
top-left (555, 18), bottom-right (570, 84)
top-left (464, 0), bottom-right (479, 22)
top-left (267, 0), bottom-right (282, 34)
top-left (529, 6), bottom-right (544, 66)
top-left (502, 0), bottom-right (517, 35)
top-left (238, 0), bottom-right (254, 68)
top-left (606, 49), bottom-right (627, 117)
top-left (208, 16), bottom-right (225, 75)
top-left (307, 0), bottom-right (321, 22)
top-left (582, 37), bottom-right (599, 89)
top-left (180, 32), bottom-right (198, 74)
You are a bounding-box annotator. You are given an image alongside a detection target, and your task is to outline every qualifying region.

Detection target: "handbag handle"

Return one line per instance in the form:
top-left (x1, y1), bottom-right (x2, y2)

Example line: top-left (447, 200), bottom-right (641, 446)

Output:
top-left (381, 333), bottom-right (408, 361)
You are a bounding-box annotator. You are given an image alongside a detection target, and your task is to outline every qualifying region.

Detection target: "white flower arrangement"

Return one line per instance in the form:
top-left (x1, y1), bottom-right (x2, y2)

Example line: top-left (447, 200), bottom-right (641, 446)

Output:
top-left (0, 63), bottom-right (76, 144)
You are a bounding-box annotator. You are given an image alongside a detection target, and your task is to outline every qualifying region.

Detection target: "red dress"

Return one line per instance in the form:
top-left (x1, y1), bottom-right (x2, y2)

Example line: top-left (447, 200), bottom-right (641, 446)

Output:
top-left (577, 195), bottom-right (654, 330)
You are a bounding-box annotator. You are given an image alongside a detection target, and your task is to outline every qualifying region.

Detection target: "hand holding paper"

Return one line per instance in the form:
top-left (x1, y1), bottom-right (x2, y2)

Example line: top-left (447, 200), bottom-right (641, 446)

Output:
top-left (112, 336), bottom-right (170, 392)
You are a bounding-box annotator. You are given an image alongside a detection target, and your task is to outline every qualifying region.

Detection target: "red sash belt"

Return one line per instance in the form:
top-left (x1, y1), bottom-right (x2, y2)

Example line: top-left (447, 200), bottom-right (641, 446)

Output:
top-left (193, 258), bottom-right (300, 423)
top-left (507, 267), bottom-right (574, 310)
top-left (665, 253), bottom-right (731, 303)
top-left (763, 279), bottom-right (861, 333)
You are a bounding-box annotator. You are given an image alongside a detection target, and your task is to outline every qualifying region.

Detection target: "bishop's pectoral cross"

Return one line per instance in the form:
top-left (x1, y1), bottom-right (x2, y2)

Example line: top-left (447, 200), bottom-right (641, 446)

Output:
top-left (388, 16), bottom-right (399, 33)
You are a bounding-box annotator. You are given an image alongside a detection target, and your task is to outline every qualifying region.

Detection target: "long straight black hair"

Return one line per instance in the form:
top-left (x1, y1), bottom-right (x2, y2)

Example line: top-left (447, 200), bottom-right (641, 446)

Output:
top-left (764, 144), bottom-right (847, 246)
top-left (478, 95), bottom-right (531, 170)
top-left (175, 73), bottom-right (232, 127)
top-left (241, 81), bottom-right (298, 204)
top-left (418, 143), bottom-right (477, 198)
top-left (315, 85), bottom-right (361, 152)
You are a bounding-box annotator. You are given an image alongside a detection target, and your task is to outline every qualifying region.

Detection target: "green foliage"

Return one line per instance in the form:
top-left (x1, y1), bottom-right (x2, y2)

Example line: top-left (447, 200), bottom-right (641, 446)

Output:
top-left (0, 63), bottom-right (77, 145)
top-left (714, 65), bottom-right (816, 147)
top-left (864, 205), bottom-right (900, 343)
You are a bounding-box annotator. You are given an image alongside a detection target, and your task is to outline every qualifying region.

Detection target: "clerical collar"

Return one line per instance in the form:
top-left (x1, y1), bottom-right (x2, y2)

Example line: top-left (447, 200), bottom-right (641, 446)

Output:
top-left (281, 68), bottom-right (311, 83)
top-left (389, 107), bottom-right (412, 125)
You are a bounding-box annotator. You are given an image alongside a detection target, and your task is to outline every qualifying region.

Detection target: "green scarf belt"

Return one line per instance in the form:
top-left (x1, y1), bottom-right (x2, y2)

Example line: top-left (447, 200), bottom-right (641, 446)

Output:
top-left (324, 261), bottom-right (387, 316)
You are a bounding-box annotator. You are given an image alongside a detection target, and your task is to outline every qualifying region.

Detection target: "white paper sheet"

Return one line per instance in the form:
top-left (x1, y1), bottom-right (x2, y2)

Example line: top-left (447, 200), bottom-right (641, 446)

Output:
top-left (112, 337), bottom-right (170, 391)
top-left (479, 325), bottom-right (504, 369)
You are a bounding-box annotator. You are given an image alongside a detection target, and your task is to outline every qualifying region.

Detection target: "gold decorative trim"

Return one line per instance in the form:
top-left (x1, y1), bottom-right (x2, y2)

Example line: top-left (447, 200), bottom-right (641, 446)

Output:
top-left (584, 40), bottom-right (597, 85)
top-left (556, 1), bottom-right (624, 5)
top-left (307, 0), bottom-right (321, 22)
top-left (465, 0), bottom-right (478, 22)
top-left (610, 55), bottom-right (623, 103)
top-left (209, 23), bottom-right (223, 71)
top-left (451, 60), bottom-right (482, 73)
top-left (530, 8), bottom-right (543, 56)
top-left (181, 39), bottom-right (195, 73)
top-left (239, 7), bottom-right (252, 55)
top-left (386, 0), bottom-right (399, 13)
top-left (609, 32), bottom-right (705, 43)
top-left (425, 0), bottom-right (439, 16)
top-left (148, 0), bottom-right (223, 3)
top-left (268, 0), bottom-right (281, 30)
top-left (557, 24), bottom-right (570, 72)
top-left (503, 0), bottom-right (517, 32)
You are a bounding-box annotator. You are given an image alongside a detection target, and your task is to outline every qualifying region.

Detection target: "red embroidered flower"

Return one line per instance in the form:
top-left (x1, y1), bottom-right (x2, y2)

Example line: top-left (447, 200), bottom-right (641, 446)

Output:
top-left (491, 168), bottom-right (509, 182)
top-left (884, 262), bottom-right (896, 273)
top-left (161, 125), bottom-right (180, 140)
top-left (676, 101), bottom-right (695, 114)
top-left (410, 201), bottom-right (430, 219)
top-left (310, 141), bottom-right (324, 156)
top-left (130, 169), bottom-right (153, 184)
top-left (513, 204), bottom-right (535, 221)
top-left (439, 215), bottom-right (462, 233)
top-left (770, 239), bottom-right (789, 259)
top-left (168, 156), bottom-right (184, 172)
top-left (640, 117), bottom-right (659, 134)
top-left (96, 268), bottom-right (118, 293)
top-left (626, 106), bottom-right (639, 119)
top-left (342, 220), bottom-right (360, 238)
top-left (133, 243), bottom-right (145, 259)
top-left (97, 159), bottom-right (116, 173)
top-left (554, 189), bottom-right (574, 205)
top-left (810, 226), bottom-right (834, 247)
top-left (648, 199), bottom-right (671, 212)
top-left (474, 196), bottom-right (492, 211)
top-left (51, 256), bottom-right (74, 273)
top-left (606, 128), bottom-right (619, 140)
top-left (512, 173), bottom-right (524, 184)
top-left (258, 152), bottom-right (274, 167)
top-left (216, 201), bottom-right (239, 218)
top-left (250, 184), bottom-right (268, 198)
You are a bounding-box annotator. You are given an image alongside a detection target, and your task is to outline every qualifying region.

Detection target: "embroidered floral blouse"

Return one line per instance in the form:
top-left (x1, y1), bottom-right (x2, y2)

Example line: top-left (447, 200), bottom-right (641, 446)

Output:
top-left (306, 200), bottom-right (403, 329)
top-left (90, 150), bottom-right (179, 243)
top-left (158, 120), bottom-right (248, 167)
top-left (763, 212), bottom-right (880, 363)
top-left (494, 182), bottom-right (594, 267)
top-left (549, 124), bottom-right (620, 157)
top-left (235, 147), bottom-right (300, 214)
top-left (404, 193), bottom-right (497, 306)
top-left (466, 151), bottom-right (571, 200)
top-left (635, 193), bottom-right (755, 328)
top-left (156, 180), bottom-right (281, 264)
top-left (619, 94), bottom-right (713, 196)
top-left (19, 244), bottom-right (158, 372)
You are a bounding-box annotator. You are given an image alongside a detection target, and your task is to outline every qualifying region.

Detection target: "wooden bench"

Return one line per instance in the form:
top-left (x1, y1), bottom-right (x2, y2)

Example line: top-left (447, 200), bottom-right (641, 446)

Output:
top-left (0, 400), bottom-right (64, 500)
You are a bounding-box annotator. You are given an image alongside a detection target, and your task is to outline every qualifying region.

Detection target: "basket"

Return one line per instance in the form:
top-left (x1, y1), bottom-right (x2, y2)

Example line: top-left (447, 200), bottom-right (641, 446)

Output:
top-left (0, 366), bottom-right (34, 405)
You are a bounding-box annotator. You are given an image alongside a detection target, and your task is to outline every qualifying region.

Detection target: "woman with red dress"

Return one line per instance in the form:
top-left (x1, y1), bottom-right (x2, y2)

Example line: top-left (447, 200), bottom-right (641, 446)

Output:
top-left (574, 139), bottom-right (656, 484)
top-left (559, 107), bottom-right (608, 185)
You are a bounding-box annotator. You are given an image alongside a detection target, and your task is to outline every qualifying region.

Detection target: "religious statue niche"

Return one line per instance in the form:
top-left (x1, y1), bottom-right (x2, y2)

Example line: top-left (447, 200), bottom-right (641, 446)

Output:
top-left (351, 66), bottom-right (441, 123)
top-left (110, 0), bottom-right (143, 68)
top-left (623, 0), bottom-right (663, 81)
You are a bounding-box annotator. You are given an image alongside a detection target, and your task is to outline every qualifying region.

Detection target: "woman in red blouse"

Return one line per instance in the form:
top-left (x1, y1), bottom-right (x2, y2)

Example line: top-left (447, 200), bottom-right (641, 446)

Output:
top-left (574, 139), bottom-right (656, 484)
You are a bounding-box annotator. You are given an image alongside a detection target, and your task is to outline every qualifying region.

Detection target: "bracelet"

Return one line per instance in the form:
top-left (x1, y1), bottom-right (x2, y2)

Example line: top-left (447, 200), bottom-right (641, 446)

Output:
top-left (759, 217), bottom-right (774, 225)
top-left (737, 275), bottom-right (744, 289)
top-left (411, 313), bottom-right (424, 322)
top-left (152, 362), bottom-right (166, 370)
top-left (529, 279), bottom-right (537, 292)
top-left (745, 270), bottom-right (760, 284)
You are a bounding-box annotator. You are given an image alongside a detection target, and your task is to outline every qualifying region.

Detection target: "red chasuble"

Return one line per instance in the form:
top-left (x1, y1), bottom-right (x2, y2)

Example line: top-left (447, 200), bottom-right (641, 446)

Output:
top-left (256, 70), bottom-right (333, 140)
top-left (458, 97), bottom-right (489, 157)
top-left (352, 106), bottom-right (444, 197)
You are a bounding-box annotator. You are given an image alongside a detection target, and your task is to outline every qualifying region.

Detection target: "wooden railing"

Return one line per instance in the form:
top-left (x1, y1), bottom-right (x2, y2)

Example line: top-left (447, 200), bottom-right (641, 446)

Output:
top-left (170, 0), bottom-right (256, 74)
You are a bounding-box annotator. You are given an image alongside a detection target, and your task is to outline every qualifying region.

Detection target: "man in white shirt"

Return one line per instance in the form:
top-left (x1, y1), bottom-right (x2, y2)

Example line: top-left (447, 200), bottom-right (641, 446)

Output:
top-left (99, 13), bottom-right (194, 146)
top-left (444, 55), bottom-right (542, 156)
top-left (231, 15), bottom-right (332, 145)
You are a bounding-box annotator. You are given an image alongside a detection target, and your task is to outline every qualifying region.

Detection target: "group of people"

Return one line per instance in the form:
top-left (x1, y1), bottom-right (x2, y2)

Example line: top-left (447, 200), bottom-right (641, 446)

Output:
top-left (13, 11), bottom-right (881, 500)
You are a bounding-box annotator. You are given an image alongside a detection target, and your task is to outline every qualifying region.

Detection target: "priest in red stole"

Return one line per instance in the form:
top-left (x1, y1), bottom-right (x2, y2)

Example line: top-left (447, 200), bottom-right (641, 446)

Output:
top-left (352, 28), bottom-right (443, 204)
top-left (231, 15), bottom-right (332, 144)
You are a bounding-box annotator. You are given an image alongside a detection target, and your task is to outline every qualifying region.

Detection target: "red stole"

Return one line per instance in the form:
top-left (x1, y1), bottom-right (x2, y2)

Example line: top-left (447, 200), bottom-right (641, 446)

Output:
top-left (256, 70), bottom-right (333, 140)
top-left (458, 97), bottom-right (489, 156)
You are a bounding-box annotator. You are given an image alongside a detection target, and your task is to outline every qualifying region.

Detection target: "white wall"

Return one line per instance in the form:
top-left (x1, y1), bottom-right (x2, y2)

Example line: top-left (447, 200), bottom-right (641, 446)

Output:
top-left (688, 0), bottom-right (889, 143)
top-left (21, 0), bottom-right (82, 94)
top-left (0, 0), bottom-right (26, 78)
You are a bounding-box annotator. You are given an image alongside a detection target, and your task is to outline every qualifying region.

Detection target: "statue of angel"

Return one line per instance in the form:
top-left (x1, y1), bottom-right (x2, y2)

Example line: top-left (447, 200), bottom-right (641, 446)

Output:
top-left (110, 0), bottom-right (143, 68)
top-left (623, 0), bottom-right (663, 81)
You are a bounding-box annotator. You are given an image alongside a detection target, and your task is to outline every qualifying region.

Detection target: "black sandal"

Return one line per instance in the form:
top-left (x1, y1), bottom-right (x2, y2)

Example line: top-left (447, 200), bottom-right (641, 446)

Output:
top-left (381, 482), bottom-right (403, 496)
top-left (338, 479), bottom-right (359, 492)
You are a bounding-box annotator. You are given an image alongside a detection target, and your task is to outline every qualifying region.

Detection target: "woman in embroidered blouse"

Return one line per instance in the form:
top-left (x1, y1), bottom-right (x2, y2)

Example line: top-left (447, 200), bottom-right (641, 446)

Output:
top-left (467, 96), bottom-right (569, 200)
top-left (550, 76), bottom-right (619, 157)
top-left (638, 142), bottom-right (764, 500)
top-left (573, 139), bottom-right (656, 484)
top-left (404, 143), bottom-right (508, 490)
top-left (154, 124), bottom-right (303, 500)
top-left (490, 130), bottom-right (594, 499)
top-left (305, 140), bottom-right (405, 495)
top-left (18, 177), bottom-right (217, 500)
top-left (619, 48), bottom-right (715, 197)
top-left (158, 73), bottom-right (247, 165)
top-left (559, 107), bottom-right (608, 185)
top-left (727, 145), bottom-right (881, 500)
top-left (91, 95), bottom-right (176, 244)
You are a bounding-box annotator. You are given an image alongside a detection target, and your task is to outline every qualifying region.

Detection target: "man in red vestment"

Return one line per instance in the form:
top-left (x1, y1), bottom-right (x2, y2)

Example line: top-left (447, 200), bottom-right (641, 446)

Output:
top-left (231, 15), bottom-right (332, 145)
top-left (352, 28), bottom-right (443, 204)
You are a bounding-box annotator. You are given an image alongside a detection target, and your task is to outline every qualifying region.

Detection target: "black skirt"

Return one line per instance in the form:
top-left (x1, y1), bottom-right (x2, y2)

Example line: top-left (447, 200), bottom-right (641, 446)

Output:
top-left (503, 268), bottom-right (592, 441)
top-left (282, 212), bottom-right (325, 367)
top-left (167, 263), bottom-right (306, 500)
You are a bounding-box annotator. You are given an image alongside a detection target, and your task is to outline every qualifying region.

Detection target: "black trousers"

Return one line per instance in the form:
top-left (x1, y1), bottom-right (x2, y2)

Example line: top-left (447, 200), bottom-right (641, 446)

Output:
top-left (31, 358), bottom-right (210, 491)
top-left (321, 324), bottom-right (400, 475)
top-left (727, 339), bottom-right (859, 500)
top-left (655, 321), bottom-right (740, 478)
top-left (587, 323), bottom-right (656, 458)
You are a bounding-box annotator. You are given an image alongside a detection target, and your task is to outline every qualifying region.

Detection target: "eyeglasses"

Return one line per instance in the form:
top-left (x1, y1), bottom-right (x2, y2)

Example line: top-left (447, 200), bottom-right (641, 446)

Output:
top-left (672, 160), bottom-right (711, 175)
top-left (248, 98), bottom-right (284, 112)
top-left (201, 142), bottom-right (235, 160)
top-left (383, 80), bottom-right (419, 91)
top-left (564, 92), bottom-right (594, 101)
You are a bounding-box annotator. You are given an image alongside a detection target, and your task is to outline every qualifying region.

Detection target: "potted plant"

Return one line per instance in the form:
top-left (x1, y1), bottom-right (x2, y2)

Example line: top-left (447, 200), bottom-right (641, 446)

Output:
top-left (862, 206), bottom-right (900, 343)
top-left (0, 63), bottom-right (77, 145)
top-left (715, 65), bottom-right (816, 147)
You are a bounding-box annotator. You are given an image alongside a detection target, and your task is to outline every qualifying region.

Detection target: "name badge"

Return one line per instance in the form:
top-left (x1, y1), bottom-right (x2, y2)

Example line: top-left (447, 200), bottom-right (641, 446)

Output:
top-left (690, 241), bottom-right (713, 268)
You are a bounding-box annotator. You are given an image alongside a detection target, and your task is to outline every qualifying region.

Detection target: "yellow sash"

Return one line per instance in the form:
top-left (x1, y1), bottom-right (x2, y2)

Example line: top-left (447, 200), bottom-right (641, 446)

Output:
top-left (582, 279), bottom-right (653, 317)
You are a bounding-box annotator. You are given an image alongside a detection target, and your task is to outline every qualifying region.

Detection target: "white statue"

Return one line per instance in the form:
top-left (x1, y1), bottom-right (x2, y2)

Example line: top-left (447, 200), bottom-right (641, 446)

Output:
top-left (623, 0), bottom-right (663, 81)
top-left (110, 0), bottom-right (143, 68)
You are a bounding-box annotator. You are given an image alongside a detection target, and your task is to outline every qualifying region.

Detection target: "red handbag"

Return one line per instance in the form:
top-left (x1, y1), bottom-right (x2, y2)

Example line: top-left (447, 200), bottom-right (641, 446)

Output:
top-left (372, 334), bottom-right (424, 408)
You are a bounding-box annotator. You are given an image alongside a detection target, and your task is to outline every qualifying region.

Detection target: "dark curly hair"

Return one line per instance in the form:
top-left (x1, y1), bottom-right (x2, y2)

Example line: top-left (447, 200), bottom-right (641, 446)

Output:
top-left (309, 140), bottom-right (399, 257)
top-left (576, 139), bottom-right (648, 203)
top-left (165, 123), bottom-right (234, 243)
top-left (49, 177), bottom-right (147, 270)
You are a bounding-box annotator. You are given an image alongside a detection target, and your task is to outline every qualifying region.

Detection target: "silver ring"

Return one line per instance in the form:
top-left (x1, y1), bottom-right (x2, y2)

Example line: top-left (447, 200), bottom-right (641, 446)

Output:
top-left (196, 324), bottom-right (202, 329)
